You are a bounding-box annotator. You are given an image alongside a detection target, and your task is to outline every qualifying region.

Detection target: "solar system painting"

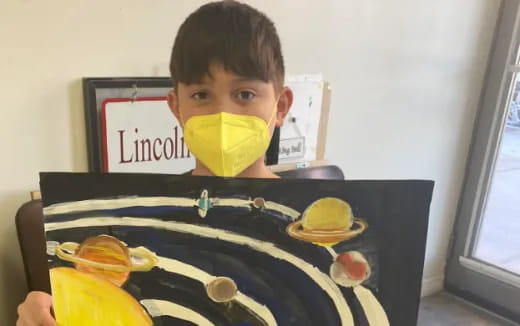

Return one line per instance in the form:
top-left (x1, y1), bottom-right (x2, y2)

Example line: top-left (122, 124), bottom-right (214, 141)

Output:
top-left (40, 173), bottom-right (433, 326)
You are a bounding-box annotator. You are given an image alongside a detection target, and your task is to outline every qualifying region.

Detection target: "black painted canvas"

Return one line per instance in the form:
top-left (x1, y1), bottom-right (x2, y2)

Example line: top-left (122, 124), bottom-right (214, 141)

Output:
top-left (40, 172), bottom-right (433, 326)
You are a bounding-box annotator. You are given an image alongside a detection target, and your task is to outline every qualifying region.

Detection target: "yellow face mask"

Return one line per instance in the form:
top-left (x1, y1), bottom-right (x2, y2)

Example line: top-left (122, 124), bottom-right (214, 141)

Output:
top-left (182, 103), bottom-right (277, 177)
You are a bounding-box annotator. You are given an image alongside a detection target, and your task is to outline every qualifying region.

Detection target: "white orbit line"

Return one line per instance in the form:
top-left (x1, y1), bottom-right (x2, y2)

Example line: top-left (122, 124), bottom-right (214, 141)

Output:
top-left (352, 287), bottom-right (389, 326)
top-left (325, 247), bottom-right (389, 326)
top-left (141, 299), bottom-right (214, 326)
top-left (211, 198), bottom-right (252, 209)
top-left (46, 244), bottom-right (277, 325)
top-left (212, 199), bottom-right (300, 220)
top-left (324, 247), bottom-right (338, 259)
top-left (45, 216), bottom-right (354, 326)
top-left (264, 201), bottom-right (300, 220)
top-left (44, 197), bottom-right (300, 220)
top-left (44, 197), bottom-right (197, 215)
top-left (156, 256), bottom-right (277, 325)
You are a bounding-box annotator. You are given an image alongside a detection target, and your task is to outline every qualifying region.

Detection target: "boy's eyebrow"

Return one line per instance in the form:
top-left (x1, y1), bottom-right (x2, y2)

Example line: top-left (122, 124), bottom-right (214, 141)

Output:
top-left (184, 80), bottom-right (210, 87)
top-left (234, 77), bottom-right (264, 83)
top-left (182, 77), bottom-right (265, 87)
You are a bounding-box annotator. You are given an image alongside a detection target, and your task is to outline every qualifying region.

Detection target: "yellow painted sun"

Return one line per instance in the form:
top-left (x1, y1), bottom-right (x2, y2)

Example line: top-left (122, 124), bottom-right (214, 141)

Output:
top-left (51, 267), bottom-right (153, 326)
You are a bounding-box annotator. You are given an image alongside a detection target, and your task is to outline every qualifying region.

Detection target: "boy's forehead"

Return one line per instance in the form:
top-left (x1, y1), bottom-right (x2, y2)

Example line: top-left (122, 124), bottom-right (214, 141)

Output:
top-left (183, 64), bottom-right (268, 86)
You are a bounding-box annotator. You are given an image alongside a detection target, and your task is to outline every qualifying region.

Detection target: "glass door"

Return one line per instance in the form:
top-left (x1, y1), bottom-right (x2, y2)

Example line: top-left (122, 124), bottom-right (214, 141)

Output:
top-left (474, 76), bottom-right (520, 275)
top-left (446, 0), bottom-right (520, 323)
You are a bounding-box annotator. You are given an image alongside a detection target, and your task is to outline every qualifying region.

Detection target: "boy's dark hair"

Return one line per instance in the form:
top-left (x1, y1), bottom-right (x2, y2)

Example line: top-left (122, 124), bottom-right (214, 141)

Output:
top-left (170, 1), bottom-right (285, 91)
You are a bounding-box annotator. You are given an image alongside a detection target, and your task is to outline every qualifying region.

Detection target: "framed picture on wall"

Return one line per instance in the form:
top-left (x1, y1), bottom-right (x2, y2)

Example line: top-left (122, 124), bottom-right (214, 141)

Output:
top-left (84, 78), bottom-right (173, 172)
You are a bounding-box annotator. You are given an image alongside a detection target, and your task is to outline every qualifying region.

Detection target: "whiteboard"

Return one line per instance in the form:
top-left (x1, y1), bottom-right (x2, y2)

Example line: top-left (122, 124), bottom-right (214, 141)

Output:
top-left (282, 75), bottom-right (328, 163)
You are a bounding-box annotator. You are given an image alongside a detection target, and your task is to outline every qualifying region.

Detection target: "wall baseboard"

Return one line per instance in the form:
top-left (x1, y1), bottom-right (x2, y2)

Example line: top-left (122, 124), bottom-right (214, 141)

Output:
top-left (421, 275), bottom-right (444, 297)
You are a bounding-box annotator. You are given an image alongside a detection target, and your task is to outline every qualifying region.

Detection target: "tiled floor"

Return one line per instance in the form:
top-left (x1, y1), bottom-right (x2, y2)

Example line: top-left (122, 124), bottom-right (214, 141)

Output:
top-left (418, 292), bottom-right (518, 326)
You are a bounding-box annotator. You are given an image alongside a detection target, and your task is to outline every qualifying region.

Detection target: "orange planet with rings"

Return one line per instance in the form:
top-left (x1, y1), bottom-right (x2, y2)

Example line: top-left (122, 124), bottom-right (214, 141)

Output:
top-left (55, 235), bottom-right (158, 286)
top-left (287, 198), bottom-right (368, 246)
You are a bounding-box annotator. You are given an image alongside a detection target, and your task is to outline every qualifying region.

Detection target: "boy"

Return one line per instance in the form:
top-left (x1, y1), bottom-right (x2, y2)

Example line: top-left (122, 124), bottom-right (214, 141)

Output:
top-left (16, 1), bottom-right (293, 324)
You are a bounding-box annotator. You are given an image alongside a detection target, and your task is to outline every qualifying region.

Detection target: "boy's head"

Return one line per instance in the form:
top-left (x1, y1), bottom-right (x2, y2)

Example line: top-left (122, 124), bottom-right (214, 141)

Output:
top-left (167, 1), bottom-right (293, 177)
top-left (169, 0), bottom-right (285, 92)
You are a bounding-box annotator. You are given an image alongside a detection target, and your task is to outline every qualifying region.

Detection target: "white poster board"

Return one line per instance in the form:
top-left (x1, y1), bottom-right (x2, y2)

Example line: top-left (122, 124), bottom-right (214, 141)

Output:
top-left (101, 98), bottom-right (195, 174)
top-left (282, 75), bottom-right (328, 163)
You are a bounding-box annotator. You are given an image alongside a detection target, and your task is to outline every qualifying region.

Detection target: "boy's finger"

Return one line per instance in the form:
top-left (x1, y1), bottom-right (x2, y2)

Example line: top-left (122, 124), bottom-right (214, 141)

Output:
top-left (16, 314), bottom-right (37, 326)
top-left (39, 311), bottom-right (57, 326)
top-left (16, 304), bottom-right (36, 326)
top-left (27, 292), bottom-right (53, 307)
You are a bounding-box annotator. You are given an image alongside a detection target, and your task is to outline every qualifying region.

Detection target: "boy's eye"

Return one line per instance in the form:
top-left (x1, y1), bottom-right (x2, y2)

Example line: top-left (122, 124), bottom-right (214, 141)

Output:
top-left (191, 91), bottom-right (209, 100)
top-left (236, 90), bottom-right (256, 101)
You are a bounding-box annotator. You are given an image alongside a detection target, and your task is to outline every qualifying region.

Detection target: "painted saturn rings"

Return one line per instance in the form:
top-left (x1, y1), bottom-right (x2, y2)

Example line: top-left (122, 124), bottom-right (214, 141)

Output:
top-left (287, 198), bottom-right (368, 246)
top-left (55, 235), bottom-right (158, 286)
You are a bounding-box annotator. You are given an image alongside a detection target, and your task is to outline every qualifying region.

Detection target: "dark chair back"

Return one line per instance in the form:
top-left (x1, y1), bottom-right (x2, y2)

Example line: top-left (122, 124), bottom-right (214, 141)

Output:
top-left (276, 165), bottom-right (344, 180)
top-left (15, 200), bottom-right (51, 293)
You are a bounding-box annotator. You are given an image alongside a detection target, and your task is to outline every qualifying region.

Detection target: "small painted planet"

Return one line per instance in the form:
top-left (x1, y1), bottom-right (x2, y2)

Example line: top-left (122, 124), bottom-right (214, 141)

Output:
top-left (286, 198), bottom-right (367, 246)
top-left (56, 235), bottom-right (158, 286)
top-left (253, 197), bottom-right (266, 209)
top-left (206, 277), bottom-right (238, 303)
top-left (330, 251), bottom-right (371, 287)
top-left (197, 189), bottom-right (212, 217)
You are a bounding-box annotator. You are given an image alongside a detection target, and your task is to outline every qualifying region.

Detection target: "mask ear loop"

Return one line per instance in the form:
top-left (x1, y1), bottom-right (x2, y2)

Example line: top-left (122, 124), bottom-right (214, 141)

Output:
top-left (266, 99), bottom-right (279, 128)
top-left (178, 105), bottom-right (187, 128)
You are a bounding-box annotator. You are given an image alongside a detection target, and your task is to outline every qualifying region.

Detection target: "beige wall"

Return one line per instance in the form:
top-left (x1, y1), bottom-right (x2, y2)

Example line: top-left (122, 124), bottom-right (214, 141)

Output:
top-left (0, 0), bottom-right (500, 323)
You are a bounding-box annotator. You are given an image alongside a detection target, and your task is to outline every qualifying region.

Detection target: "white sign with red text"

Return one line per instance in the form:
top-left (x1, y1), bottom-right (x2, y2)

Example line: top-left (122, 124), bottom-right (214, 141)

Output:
top-left (101, 98), bottom-right (195, 174)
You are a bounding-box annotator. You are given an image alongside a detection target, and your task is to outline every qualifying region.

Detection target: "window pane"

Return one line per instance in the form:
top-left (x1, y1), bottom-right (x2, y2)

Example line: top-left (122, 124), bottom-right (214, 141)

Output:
top-left (474, 75), bottom-right (520, 274)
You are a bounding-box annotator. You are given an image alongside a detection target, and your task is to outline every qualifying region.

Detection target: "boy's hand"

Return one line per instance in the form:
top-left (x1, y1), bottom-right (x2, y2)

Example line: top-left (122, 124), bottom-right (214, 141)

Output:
top-left (16, 291), bottom-right (56, 326)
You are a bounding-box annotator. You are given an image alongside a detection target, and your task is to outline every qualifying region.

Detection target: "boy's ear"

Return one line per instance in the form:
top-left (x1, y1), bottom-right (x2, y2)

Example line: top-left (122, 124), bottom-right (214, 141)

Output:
top-left (167, 90), bottom-right (182, 125)
top-left (275, 86), bottom-right (294, 127)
